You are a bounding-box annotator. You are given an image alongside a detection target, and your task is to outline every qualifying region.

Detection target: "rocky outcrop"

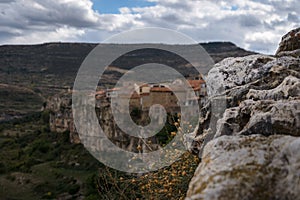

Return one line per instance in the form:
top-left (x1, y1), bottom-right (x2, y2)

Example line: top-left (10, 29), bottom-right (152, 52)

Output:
top-left (215, 98), bottom-right (300, 138)
top-left (46, 92), bottom-right (160, 152)
top-left (46, 92), bottom-right (80, 143)
top-left (187, 135), bottom-right (300, 200)
top-left (187, 28), bottom-right (300, 199)
top-left (276, 27), bottom-right (300, 57)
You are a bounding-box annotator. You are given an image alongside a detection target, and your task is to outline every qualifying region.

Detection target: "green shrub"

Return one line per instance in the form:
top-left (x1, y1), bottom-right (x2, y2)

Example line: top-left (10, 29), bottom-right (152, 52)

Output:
top-left (41, 110), bottom-right (50, 124)
top-left (84, 194), bottom-right (99, 200)
top-left (0, 162), bottom-right (6, 174)
top-left (5, 174), bottom-right (16, 182)
top-left (84, 174), bottom-right (98, 197)
top-left (68, 184), bottom-right (80, 195)
top-left (28, 139), bottom-right (52, 155)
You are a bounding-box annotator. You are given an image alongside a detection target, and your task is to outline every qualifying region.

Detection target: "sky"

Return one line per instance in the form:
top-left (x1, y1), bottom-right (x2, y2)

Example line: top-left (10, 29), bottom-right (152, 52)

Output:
top-left (0, 0), bottom-right (299, 54)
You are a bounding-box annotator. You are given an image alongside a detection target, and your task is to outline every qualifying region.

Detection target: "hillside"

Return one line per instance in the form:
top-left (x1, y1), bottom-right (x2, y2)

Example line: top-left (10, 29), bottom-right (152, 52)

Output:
top-left (0, 42), bottom-right (253, 77)
top-left (0, 42), bottom-right (255, 120)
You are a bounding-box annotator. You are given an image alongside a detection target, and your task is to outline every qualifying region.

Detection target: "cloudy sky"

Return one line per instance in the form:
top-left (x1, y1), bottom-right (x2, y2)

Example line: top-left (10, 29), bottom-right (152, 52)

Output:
top-left (0, 0), bottom-right (299, 54)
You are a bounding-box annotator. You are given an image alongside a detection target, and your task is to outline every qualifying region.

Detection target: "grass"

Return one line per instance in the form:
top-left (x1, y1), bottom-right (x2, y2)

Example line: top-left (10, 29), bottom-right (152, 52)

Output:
top-left (0, 84), bottom-right (44, 115)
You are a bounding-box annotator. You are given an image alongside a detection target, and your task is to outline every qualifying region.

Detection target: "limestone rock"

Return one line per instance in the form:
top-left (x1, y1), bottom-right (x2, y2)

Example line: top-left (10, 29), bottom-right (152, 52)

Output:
top-left (188, 28), bottom-right (300, 200)
top-left (46, 93), bottom-right (80, 143)
top-left (186, 135), bottom-right (300, 200)
top-left (246, 75), bottom-right (300, 100)
top-left (197, 51), bottom-right (300, 149)
top-left (46, 92), bottom-right (160, 152)
top-left (215, 98), bottom-right (300, 138)
top-left (206, 55), bottom-right (274, 97)
top-left (276, 27), bottom-right (300, 57)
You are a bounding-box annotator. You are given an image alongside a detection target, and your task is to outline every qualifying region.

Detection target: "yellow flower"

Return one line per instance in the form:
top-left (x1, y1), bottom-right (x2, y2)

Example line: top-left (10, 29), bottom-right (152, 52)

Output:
top-left (137, 145), bottom-right (142, 151)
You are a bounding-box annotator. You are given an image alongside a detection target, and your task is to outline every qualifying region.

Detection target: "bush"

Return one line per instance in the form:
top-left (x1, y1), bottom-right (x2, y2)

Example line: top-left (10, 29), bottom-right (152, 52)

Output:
top-left (85, 194), bottom-right (99, 200)
top-left (5, 174), bottom-right (16, 182)
top-left (68, 184), bottom-right (80, 195)
top-left (84, 174), bottom-right (98, 197)
top-left (0, 162), bottom-right (6, 174)
top-left (29, 139), bottom-right (52, 155)
top-left (41, 110), bottom-right (50, 124)
top-left (23, 157), bottom-right (42, 170)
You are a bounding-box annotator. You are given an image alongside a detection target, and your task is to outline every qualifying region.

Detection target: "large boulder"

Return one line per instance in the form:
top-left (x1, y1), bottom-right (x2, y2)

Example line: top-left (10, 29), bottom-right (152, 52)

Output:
top-left (187, 28), bottom-right (300, 199)
top-left (276, 27), bottom-right (300, 57)
top-left (187, 135), bottom-right (300, 200)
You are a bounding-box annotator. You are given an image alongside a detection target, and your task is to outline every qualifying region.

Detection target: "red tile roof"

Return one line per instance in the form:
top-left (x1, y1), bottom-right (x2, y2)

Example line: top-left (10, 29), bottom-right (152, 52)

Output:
top-left (188, 80), bottom-right (205, 89)
top-left (150, 87), bottom-right (172, 92)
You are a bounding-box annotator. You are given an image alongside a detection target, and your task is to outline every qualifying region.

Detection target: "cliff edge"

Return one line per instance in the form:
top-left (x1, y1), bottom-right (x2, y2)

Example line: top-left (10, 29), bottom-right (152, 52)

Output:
top-left (186, 28), bottom-right (300, 199)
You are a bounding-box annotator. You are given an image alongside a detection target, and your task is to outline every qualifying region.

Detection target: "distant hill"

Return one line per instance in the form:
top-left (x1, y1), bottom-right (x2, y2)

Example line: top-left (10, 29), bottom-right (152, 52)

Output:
top-left (0, 42), bottom-right (256, 120)
top-left (0, 42), bottom-right (255, 80)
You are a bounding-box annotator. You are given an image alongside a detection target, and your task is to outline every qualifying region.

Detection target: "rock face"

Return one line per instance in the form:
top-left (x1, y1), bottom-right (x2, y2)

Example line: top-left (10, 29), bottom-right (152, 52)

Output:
top-left (276, 27), bottom-right (300, 57)
top-left (187, 135), bottom-right (300, 200)
top-left (46, 92), bottom-right (160, 152)
top-left (187, 28), bottom-right (300, 199)
top-left (46, 92), bottom-right (80, 143)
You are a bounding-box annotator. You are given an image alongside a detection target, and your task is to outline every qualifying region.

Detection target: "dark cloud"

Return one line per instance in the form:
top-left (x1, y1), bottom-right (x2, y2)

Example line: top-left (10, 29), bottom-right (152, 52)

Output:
top-left (0, 0), bottom-right (99, 29)
top-left (0, 0), bottom-right (15, 3)
top-left (161, 14), bottom-right (194, 26)
top-left (288, 13), bottom-right (299, 22)
top-left (239, 15), bottom-right (261, 27)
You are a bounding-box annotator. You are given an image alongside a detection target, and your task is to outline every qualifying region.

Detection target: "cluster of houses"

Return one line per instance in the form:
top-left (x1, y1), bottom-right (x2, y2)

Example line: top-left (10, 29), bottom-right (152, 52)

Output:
top-left (94, 75), bottom-right (207, 118)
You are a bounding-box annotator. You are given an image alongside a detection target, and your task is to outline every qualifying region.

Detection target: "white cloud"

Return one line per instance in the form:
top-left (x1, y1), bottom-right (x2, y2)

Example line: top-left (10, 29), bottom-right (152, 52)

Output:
top-left (128, 0), bottom-right (299, 54)
top-left (0, 0), bottom-right (100, 44)
top-left (5, 26), bottom-right (86, 44)
top-left (0, 0), bottom-right (299, 54)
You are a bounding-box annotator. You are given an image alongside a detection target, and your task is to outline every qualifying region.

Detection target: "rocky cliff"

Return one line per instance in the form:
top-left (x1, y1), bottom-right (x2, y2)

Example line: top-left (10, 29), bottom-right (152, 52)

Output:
top-left (46, 92), bottom-right (79, 143)
top-left (46, 92), bottom-right (161, 152)
top-left (187, 28), bottom-right (300, 199)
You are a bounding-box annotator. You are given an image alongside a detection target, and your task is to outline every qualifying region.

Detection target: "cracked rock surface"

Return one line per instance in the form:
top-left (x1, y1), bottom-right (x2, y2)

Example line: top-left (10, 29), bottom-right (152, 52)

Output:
top-left (187, 28), bottom-right (300, 200)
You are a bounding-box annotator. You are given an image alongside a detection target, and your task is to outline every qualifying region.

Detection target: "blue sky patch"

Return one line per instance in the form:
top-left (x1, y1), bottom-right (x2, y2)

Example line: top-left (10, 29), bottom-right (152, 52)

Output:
top-left (231, 5), bottom-right (239, 11)
top-left (92, 0), bottom-right (156, 14)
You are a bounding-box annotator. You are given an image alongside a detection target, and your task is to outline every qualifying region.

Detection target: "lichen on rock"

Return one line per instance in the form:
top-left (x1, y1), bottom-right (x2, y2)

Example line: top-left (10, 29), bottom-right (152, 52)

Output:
top-left (187, 135), bottom-right (300, 200)
top-left (276, 27), bottom-right (300, 57)
top-left (187, 27), bottom-right (300, 200)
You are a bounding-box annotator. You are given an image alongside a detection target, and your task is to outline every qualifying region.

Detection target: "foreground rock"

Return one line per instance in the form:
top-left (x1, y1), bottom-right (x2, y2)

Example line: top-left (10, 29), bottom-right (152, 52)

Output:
top-left (187, 135), bottom-right (300, 200)
top-left (187, 28), bottom-right (300, 199)
top-left (276, 27), bottom-right (300, 57)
